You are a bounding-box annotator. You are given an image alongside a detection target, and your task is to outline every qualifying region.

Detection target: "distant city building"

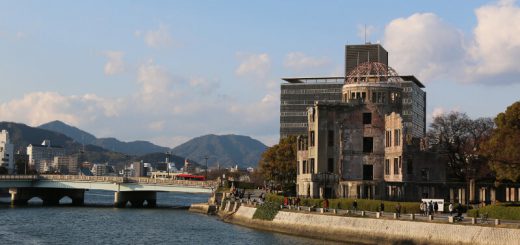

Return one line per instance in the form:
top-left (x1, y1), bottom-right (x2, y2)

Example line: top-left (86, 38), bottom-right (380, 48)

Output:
top-left (27, 140), bottom-right (65, 173)
top-left (91, 163), bottom-right (110, 176)
top-left (14, 152), bottom-right (29, 174)
top-left (53, 155), bottom-right (79, 175)
top-left (183, 159), bottom-right (195, 174)
top-left (132, 161), bottom-right (145, 177)
top-left (0, 130), bottom-right (14, 174)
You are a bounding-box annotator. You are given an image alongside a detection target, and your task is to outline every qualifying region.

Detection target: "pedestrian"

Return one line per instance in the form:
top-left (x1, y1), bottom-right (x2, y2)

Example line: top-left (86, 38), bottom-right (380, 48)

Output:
top-left (420, 202), bottom-right (424, 216)
top-left (448, 202), bottom-right (454, 216)
top-left (395, 203), bottom-right (401, 218)
top-left (353, 200), bottom-right (358, 211)
top-left (283, 196), bottom-right (288, 207)
top-left (295, 196), bottom-right (301, 207)
top-left (434, 201), bottom-right (439, 214)
top-left (247, 192), bottom-right (251, 203)
top-left (323, 198), bottom-right (329, 211)
top-left (380, 201), bottom-right (385, 214)
top-left (428, 201), bottom-right (434, 216)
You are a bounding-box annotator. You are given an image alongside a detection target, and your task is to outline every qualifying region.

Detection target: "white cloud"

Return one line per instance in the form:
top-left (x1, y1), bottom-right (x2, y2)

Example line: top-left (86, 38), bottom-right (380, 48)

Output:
top-left (148, 120), bottom-right (165, 131)
top-left (137, 60), bottom-right (175, 103)
top-left (0, 92), bottom-right (121, 127)
top-left (465, 0), bottom-right (520, 84)
top-left (189, 77), bottom-right (220, 95)
top-left (136, 25), bottom-right (173, 48)
top-left (283, 52), bottom-right (329, 71)
top-left (103, 51), bottom-right (125, 75)
top-left (383, 1), bottom-right (520, 85)
top-left (383, 13), bottom-right (465, 82)
top-left (235, 53), bottom-right (271, 78)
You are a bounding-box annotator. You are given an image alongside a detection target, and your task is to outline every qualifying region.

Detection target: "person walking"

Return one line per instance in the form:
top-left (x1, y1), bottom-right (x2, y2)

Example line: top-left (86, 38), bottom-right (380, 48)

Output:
top-left (448, 202), bottom-right (454, 216)
top-left (420, 202), bottom-right (424, 216)
top-left (353, 200), bottom-right (358, 212)
top-left (434, 201), bottom-right (439, 214)
top-left (380, 201), bottom-right (385, 215)
top-left (395, 203), bottom-right (401, 218)
top-left (323, 198), bottom-right (329, 211)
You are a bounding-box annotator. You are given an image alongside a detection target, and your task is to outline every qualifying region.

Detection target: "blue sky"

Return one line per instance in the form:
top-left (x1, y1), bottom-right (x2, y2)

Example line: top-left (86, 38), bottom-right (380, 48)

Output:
top-left (1, 0), bottom-right (519, 147)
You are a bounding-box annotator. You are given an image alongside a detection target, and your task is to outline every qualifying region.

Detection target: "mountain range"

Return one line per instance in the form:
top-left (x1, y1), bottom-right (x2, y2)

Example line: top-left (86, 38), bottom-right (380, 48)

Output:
top-left (35, 120), bottom-right (268, 168)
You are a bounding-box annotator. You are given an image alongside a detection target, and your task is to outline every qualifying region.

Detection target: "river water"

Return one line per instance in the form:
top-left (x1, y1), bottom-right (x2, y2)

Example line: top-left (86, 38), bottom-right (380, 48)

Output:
top-left (0, 190), bottom-right (339, 245)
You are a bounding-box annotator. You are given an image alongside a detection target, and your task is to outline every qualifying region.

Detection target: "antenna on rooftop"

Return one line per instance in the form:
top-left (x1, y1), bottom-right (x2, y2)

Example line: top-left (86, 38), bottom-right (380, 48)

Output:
top-left (364, 24), bottom-right (367, 44)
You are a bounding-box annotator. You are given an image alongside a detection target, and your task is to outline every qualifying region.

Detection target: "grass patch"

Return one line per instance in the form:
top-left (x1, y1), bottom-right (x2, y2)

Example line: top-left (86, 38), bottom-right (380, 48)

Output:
top-left (253, 202), bottom-right (280, 221)
top-left (467, 203), bottom-right (520, 220)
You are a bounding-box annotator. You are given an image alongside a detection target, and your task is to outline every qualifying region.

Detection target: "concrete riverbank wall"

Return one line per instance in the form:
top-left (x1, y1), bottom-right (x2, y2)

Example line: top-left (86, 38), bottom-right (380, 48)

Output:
top-left (227, 206), bottom-right (520, 245)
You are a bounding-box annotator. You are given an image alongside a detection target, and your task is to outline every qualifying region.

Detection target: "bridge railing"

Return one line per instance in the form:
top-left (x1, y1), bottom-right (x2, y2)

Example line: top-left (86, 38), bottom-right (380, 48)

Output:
top-left (36, 174), bottom-right (218, 188)
top-left (0, 175), bottom-right (39, 180)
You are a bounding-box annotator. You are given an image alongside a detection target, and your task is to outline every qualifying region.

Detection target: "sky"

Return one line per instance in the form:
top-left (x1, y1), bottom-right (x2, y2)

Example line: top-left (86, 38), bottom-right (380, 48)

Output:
top-left (1, 0), bottom-right (520, 147)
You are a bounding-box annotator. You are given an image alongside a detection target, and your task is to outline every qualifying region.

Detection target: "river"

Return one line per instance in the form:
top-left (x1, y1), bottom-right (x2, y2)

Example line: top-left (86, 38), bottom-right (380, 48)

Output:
top-left (0, 190), bottom-right (339, 245)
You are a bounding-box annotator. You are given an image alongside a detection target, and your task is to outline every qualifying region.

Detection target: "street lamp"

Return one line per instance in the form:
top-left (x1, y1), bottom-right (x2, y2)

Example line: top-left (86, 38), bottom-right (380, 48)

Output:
top-left (204, 155), bottom-right (209, 180)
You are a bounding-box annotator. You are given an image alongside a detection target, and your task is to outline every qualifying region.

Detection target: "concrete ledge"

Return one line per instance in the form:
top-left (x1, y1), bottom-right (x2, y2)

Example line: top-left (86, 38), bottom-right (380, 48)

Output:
top-left (188, 203), bottom-right (216, 214)
top-left (226, 206), bottom-right (520, 245)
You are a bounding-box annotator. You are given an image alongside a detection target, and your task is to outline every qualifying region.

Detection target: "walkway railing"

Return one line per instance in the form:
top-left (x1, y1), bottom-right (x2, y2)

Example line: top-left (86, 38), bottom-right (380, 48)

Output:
top-left (0, 175), bottom-right (38, 180)
top-left (38, 175), bottom-right (218, 188)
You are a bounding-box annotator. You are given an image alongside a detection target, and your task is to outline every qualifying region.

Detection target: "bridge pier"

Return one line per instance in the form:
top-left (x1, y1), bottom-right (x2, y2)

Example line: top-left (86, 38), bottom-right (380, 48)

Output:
top-left (9, 188), bottom-right (85, 206)
top-left (114, 191), bottom-right (157, 208)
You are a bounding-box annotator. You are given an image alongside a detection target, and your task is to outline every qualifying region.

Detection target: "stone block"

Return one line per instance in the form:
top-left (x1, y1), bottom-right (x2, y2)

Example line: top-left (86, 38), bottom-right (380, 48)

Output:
top-left (410, 214), bottom-right (415, 220)
top-left (428, 215), bottom-right (434, 221)
top-left (376, 212), bottom-right (381, 218)
top-left (448, 216), bottom-right (454, 223)
top-left (361, 211), bottom-right (365, 217)
top-left (393, 213), bottom-right (398, 219)
top-left (495, 219), bottom-right (500, 226)
top-left (471, 218), bottom-right (476, 224)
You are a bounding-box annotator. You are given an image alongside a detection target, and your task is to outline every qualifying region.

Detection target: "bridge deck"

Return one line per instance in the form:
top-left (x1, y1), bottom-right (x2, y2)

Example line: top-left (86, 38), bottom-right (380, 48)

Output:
top-left (0, 175), bottom-right (217, 193)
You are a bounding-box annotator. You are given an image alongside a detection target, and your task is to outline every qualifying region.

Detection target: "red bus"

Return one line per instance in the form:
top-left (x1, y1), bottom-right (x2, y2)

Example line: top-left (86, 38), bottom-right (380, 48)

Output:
top-left (174, 174), bottom-right (206, 181)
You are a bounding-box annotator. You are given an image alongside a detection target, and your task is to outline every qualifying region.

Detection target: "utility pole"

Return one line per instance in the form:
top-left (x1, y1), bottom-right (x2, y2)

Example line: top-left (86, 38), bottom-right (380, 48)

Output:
top-left (204, 155), bottom-right (209, 180)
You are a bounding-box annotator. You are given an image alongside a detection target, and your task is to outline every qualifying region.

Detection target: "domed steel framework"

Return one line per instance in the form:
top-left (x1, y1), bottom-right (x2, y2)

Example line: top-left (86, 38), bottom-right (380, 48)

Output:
top-left (345, 62), bottom-right (402, 85)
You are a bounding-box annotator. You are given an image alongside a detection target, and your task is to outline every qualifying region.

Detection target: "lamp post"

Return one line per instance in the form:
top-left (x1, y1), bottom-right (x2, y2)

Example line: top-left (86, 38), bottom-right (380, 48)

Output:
top-left (204, 155), bottom-right (208, 180)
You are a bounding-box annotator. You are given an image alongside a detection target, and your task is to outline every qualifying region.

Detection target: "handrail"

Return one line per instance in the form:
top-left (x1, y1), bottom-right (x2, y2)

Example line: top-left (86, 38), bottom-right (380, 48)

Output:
top-left (0, 174), bottom-right (218, 188)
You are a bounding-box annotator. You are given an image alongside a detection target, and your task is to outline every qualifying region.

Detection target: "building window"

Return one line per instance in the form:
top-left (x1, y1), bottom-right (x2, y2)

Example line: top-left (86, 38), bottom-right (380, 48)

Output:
top-left (363, 137), bottom-right (373, 153)
top-left (310, 158), bottom-right (315, 174)
top-left (310, 131), bottom-right (315, 147)
top-left (399, 156), bottom-right (402, 169)
top-left (328, 158), bottom-right (334, 173)
top-left (297, 161), bottom-right (300, 174)
top-left (363, 113), bottom-right (372, 125)
top-left (407, 158), bottom-right (413, 174)
top-left (421, 168), bottom-right (429, 181)
top-left (385, 130), bottom-right (392, 147)
top-left (363, 165), bottom-right (373, 180)
top-left (302, 160), bottom-right (307, 174)
top-left (328, 130), bottom-right (334, 147)
top-left (393, 158), bottom-right (399, 175)
top-left (385, 159), bottom-right (390, 175)
top-left (394, 129), bottom-right (401, 146)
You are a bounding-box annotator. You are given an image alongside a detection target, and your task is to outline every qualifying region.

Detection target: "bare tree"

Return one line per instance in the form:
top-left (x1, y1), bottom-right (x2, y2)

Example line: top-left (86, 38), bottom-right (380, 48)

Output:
top-left (428, 112), bottom-right (494, 180)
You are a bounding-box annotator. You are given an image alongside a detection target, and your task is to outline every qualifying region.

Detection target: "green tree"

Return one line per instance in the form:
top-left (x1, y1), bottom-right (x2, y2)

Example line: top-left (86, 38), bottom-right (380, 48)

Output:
top-left (258, 136), bottom-right (297, 193)
top-left (428, 112), bottom-right (494, 180)
top-left (481, 101), bottom-right (520, 182)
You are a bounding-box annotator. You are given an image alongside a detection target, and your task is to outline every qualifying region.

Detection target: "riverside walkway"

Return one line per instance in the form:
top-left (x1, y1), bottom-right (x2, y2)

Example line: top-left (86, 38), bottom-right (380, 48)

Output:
top-left (0, 174), bottom-right (218, 207)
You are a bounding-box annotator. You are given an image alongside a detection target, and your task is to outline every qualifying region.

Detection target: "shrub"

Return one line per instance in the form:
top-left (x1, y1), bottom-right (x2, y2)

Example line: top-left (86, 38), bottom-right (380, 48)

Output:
top-left (467, 204), bottom-right (520, 220)
top-left (265, 194), bottom-right (421, 214)
top-left (253, 202), bottom-right (280, 220)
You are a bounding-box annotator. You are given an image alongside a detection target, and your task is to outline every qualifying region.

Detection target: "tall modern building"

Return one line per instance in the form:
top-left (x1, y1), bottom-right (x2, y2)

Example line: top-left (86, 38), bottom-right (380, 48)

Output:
top-left (345, 43), bottom-right (388, 75)
top-left (280, 44), bottom-right (392, 139)
top-left (0, 130), bottom-right (14, 174)
top-left (280, 77), bottom-right (344, 138)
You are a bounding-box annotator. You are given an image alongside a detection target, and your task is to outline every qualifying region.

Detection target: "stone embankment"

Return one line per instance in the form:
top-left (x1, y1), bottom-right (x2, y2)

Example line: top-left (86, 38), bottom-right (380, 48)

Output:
top-left (222, 205), bottom-right (520, 245)
top-left (188, 203), bottom-right (217, 214)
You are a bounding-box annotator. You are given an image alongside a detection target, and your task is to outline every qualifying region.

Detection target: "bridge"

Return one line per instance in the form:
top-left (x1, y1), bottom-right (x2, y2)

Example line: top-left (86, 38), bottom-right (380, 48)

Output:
top-left (0, 175), bottom-right (218, 207)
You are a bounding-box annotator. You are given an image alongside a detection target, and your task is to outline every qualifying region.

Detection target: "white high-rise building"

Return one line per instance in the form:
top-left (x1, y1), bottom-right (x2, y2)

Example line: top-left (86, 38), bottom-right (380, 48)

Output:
top-left (27, 140), bottom-right (65, 173)
top-left (0, 130), bottom-right (14, 174)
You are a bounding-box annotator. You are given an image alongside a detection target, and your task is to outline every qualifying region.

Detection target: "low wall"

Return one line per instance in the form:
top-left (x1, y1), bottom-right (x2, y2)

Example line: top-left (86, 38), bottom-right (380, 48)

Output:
top-left (189, 203), bottom-right (216, 214)
top-left (228, 206), bottom-right (520, 245)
